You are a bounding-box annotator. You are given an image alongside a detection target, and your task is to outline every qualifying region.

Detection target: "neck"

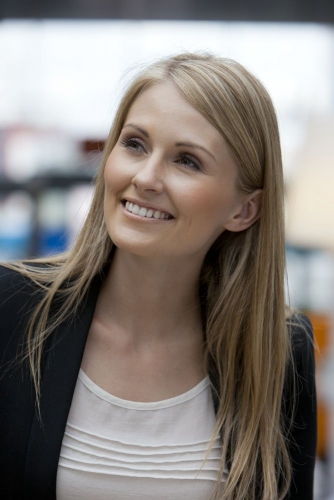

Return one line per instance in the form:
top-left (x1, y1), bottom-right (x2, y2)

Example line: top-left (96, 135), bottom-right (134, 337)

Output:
top-left (96, 249), bottom-right (204, 344)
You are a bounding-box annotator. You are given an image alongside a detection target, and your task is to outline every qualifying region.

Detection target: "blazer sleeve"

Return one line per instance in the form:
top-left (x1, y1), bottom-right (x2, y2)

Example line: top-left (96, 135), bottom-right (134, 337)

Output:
top-left (0, 265), bottom-right (42, 499)
top-left (285, 314), bottom-right (317, 500)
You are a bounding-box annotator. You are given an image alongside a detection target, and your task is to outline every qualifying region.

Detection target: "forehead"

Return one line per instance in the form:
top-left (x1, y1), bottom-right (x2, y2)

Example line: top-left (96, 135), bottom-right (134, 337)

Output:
top-left (127, 81), bottom-right (208, 126)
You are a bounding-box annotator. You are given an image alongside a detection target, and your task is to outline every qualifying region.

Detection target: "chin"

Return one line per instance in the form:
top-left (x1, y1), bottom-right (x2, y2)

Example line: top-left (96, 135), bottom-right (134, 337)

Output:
top-left (109, 234), bottom-right (164, 258)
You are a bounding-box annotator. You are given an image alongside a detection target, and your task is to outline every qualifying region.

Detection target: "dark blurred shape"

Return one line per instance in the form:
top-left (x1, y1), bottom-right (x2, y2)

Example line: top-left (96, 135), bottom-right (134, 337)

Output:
top-left (82, 140), bottom-right (105, 155)
top-left (0, 0), bottom-right (334, 23)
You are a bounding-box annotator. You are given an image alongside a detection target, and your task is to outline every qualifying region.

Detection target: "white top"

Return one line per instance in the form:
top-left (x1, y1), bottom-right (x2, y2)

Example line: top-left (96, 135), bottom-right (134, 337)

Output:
top-left (56, 369), bottom-right (225, 500)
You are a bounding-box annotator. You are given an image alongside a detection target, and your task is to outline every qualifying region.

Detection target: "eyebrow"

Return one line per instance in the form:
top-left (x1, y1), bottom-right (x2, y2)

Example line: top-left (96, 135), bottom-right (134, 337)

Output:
top-left (123, 123), bottom-right (216, 162)
top-left (123, 123), bottom-right (149, 137)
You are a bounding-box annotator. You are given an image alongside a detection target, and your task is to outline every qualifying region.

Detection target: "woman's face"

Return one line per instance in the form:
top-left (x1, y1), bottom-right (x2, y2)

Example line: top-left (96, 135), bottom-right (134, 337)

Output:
top-left (104, 81), bottom-right (250, 262)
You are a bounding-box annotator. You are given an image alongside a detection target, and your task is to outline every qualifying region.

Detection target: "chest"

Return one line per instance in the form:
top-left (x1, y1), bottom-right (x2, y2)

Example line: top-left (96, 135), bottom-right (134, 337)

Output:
top-left (56, 370), bottom-right (225, 500)
top-left (81, 319), bottom-right (206, 402)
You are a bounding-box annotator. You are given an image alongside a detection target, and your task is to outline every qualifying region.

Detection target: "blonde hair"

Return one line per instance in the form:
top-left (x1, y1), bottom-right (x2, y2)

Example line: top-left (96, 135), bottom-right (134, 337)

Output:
top-left (7, 53), bottom-right (290, 499)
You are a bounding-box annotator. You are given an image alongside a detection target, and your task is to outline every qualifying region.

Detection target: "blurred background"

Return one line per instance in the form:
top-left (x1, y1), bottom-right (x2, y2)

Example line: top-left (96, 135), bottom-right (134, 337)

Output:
top-left (0, 1), bottom-right (333, 496)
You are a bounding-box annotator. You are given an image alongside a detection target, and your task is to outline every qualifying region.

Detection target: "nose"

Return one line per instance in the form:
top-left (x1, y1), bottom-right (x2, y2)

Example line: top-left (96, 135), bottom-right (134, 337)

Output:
top-left (131, 154), bottom-right (164, 193)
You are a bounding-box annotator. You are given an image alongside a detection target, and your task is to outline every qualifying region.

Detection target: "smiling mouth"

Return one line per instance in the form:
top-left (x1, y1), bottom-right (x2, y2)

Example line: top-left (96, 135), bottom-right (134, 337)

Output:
top-left (123, 200), bottom-right (173, 220)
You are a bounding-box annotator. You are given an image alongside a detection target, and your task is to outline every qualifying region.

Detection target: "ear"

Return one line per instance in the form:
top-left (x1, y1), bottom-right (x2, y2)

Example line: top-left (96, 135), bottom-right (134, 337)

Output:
top-left (225, 189), bottom-right (263, 232)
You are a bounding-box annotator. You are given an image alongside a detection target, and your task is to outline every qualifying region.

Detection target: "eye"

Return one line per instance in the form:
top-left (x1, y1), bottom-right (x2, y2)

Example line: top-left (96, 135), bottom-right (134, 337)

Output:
top-left (120, 137), bottom-right (145, 153)
top-left (177, 153), bottom-right (201, 171)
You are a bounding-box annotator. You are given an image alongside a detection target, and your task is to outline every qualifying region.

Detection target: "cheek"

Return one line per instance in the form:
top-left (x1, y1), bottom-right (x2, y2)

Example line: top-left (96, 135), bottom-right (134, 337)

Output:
top-left (180, 183), bottom-right (235, 224)
top-left (104, 153), bottom-right (126, 194)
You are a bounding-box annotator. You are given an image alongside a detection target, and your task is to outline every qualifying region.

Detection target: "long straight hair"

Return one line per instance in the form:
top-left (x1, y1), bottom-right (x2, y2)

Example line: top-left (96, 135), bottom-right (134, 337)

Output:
top-left (6, 53), bottom-right (290, 499)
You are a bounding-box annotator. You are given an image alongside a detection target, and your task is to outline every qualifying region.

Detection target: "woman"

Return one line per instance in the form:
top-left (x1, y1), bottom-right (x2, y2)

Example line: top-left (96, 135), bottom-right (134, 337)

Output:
top-left (0, 53), bottom-right (316, 499)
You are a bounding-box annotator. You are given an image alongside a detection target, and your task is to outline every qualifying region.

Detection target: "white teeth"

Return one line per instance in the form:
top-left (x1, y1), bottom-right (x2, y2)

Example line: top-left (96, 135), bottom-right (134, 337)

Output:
top-left (138, 207), bottom-right (148, 217)
top-left (124, 201), bottom-right (171, 220)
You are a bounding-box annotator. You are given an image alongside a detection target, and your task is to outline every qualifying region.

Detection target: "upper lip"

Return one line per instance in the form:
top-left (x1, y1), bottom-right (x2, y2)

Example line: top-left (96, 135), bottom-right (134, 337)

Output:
top-left (122, 197), bottom-right (174, 217)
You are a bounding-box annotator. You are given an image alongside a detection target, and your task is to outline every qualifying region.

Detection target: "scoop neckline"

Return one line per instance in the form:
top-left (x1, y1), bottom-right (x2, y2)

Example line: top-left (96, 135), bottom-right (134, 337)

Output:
top-left (79, 369), bottom-right (210, 411)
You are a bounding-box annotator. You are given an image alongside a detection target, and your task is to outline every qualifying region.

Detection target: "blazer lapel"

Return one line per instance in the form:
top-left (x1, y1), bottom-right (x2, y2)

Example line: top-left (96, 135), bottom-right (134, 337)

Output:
top-left (23, 276), bottom-right (101, 499)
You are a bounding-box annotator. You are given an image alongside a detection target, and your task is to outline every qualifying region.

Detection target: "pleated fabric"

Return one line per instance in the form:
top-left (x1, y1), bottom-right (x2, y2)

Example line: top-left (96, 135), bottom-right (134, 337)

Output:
top-left (57, 369), bottom-right (225, 499)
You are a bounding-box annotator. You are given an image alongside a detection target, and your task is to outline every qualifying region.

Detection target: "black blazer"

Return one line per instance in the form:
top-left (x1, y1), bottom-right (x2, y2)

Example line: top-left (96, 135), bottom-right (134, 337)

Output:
top-left (0, 265), bottom-right (317, 499)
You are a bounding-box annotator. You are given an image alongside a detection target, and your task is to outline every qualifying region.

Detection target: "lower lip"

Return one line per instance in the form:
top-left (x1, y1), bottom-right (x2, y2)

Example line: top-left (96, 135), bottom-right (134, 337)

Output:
top-left (121, 203), bottom-right (173, 222)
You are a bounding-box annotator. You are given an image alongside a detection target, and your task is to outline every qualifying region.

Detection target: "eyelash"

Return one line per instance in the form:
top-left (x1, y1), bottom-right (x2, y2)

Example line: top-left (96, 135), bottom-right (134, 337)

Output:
top-left (120, 137), bottom-right (144, 152)
top-left (177, 153), bottom-right (201, 171)
top-left (119, 136), bottom-right (202, 171)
